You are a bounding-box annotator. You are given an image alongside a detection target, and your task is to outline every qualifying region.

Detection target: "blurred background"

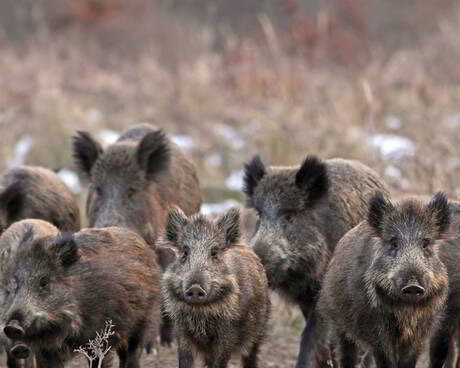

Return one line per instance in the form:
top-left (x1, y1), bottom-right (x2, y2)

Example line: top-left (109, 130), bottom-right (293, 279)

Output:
top-left (1, 0), bottom-right (460, 209)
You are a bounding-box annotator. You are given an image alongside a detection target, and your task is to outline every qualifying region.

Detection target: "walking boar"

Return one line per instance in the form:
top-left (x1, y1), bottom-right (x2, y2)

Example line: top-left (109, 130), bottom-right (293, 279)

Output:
top-left (162, 207), bottom-right (270, 368)
top-left (318, 192), bottom-right (450, 368)
top-left (0, 166), bottom-right (80, 234)
top-left (0, 219), bottom-right (161, 368)
top-left (243, 155), bottom-right (389, 368)
top-left (72, 123), bottom-right (201, 249)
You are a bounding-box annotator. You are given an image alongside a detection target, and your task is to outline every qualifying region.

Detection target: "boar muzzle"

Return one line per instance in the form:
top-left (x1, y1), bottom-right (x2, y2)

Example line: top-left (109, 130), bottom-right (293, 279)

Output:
top-left (9, 343), bottom-right (31, 359)
top-left (401, 283), bottom-right (425, 302)
top-left (184, 284), bottom-right (208, 304)
top-left (4, 320), bottom-right (25, 340)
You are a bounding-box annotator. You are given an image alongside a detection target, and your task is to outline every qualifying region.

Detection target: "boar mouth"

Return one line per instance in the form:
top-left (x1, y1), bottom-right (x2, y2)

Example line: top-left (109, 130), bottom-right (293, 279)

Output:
top-left (21, 317), bottom-right (68, 343)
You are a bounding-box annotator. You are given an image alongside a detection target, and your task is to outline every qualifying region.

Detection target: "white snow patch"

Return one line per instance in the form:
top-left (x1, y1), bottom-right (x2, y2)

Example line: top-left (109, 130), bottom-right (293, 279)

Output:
top-left (205, 153), bottom-right (222, 167)
top-left (215, 124), bottom-right (245, 149)
top-left (385, 115), bottom-right (402, 130)
top-left (97, 130), bottom-right (120, 146)
top-left (384, 165), bottom-right (402, 179)
top-left (56, 169), bottom-right (82, 194)
top-left (225, 170), bottom-right (244, 191)
top-left (86, 108), bottom-right (103, 123)
top-left (8, 136), bottom-right (33, 167)
top-left (367, 134), bottom-right (415, 159)
top-left (172, 135), bottom-right (194, 150)
top-left (201, 199), bottom-right (242, 216)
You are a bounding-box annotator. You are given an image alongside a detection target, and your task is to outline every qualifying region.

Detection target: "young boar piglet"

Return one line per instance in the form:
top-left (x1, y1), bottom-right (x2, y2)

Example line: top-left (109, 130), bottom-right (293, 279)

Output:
top-left (319, 192), bottom-right (451, 368)
top-left (162, 207), bottom-right (270, 368)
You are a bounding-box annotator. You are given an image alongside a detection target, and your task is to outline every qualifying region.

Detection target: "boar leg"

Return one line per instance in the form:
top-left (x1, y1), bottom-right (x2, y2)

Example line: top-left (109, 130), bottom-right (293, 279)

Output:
top-left (430, 325), bottom-right (454, 368)
top-left (295, 304), bottom-right (319, 368)
top-left (372, 349), bottom-right (391, 368)
top-left (204, 352), bottom-right (231, 368)
top-left (35, 350), bottom-right (64, 368)
top-left (336, 333), bottom-right (358, 368)
top-left (160, 314), bottom-right (173, 347)
top-left (118, 342), bottom-right (142, 368)
top-left (178, 342), bottom-right (194, 368)
top-left (242, 342), bottom-right (260, 368)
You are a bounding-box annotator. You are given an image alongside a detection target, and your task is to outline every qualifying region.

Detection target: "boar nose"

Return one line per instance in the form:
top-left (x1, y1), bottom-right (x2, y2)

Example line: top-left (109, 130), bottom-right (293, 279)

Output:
top-left (4, 320), bottom-right (24, 340)
top-left (401, 283), bottom-right (425, 301)
top-left (184, 284), bottom-right (207, 303)
top-left (9, 343), bottom-right (30, 359)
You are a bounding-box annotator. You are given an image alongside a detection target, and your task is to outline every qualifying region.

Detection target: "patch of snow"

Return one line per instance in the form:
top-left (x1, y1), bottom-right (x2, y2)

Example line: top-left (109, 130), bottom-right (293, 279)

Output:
top-left (385, 115), bottom-right (402, 130)
top-left (384, 165), bottom-right (402, 179)
top-left (225, 170), bottom-right (244, 191)
top-left (172, 135), bottom-right (194, 150)
top-left (446, 113), bottom-right (460, 129)
top-left (205, 153), bottom-right (222, 167)
top-left (367, 134), bottom-right (415, 159)
top-left (97, 130), bottom-right (120, 146)
top-left (201, 199), bottom-right (242, 216)
top-left (215, 124), bottom-right (245, 149)
top-left (56, 169), bottom-right (81, 194)
top-left (8, 136), bottom-right (33, 167)
top-left (86, 108), bottom-right (103, 123)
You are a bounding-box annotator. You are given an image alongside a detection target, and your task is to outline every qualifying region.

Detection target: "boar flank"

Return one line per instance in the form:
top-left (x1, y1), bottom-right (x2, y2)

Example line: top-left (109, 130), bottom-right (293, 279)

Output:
top-left (319, 192), bottom-right (450, 368)
top-left (0, 166), bottom-right (80, 234)
top-left (0, 219), bottom-right (160, 368)
top-left (162, 207), bottom-right (270, 368)
top-left (244, 154), bottom-right (389, 368)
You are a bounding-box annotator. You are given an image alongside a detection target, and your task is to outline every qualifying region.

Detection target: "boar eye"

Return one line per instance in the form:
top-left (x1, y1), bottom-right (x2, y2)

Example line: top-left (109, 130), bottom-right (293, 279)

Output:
top-left (126, 187), bottom-right (137, 198)
top-left (95, 186), bottom-right (103, 196)
top-left (211, 248), bottom-right (219, 258)
top-left (390, 237), bottom-right (399, 249)
top-left (39, 276), bottom-right (50, 290)
top-left (422, 238), bottom-right (432, 249)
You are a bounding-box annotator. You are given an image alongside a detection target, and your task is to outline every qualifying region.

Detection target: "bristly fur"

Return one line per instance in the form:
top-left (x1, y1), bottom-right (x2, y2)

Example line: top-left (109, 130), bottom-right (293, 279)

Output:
top-left (166, 207), bottom-right (189, 245)
top-left (243, 155), bottom-right (266, 199)
top-left (136, 130), bottom-right (171, 180)
top-left (295, 155), bottom-right (329, 206)
top-left (427, 192), bottom-right (450, 235)
top-left (216, 207), bottom-right (241, 247)
top-left (72, 131), bottom-right (104, 176)
top-left (368, 191), bottom-right (395, 236)
top-left (54, 234), bottom-right (79, 267)
top-left (0, 181), bottom-right (24, 220)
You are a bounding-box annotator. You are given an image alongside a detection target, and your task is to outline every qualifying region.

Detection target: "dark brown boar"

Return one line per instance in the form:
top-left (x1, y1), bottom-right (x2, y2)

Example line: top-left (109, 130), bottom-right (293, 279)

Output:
top-left (0, 166), bottom-right (81, 233)
top-left (72, 123), bottom-right (201, 249)
top-left (243, 155), bottom-right (389, 368)
top-left (318, 192), bottom-right (450, 368)
top-left (162, 207), bottom-right (270, 368)
top-left (0, 219), bottom-right (160, 368)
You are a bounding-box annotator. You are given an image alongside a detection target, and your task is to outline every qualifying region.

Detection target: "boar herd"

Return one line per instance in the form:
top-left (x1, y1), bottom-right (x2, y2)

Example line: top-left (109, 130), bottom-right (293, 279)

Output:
top-left (0, 123), bottom-right (458, 368)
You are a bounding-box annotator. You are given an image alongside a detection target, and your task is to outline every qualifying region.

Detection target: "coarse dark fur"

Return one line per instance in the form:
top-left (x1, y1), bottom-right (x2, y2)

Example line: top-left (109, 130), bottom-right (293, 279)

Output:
top-left (162, 207), bottom-right (270, 368)
top-left (318, 193), bottom-right (450, 368)
top-left (0, 166), bottom-right (81, 234)
top-left (73, 124), bottom-right (201, 349)
top-left (72, 123), bottom-right (201, 249)
top-left (0, 219), bottom-right (160, 368)
top-left (243, 154), bottom-right (389, 368)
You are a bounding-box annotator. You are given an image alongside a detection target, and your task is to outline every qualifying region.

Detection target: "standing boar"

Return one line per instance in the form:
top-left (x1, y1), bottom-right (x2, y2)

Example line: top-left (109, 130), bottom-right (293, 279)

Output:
top-left (318, 192), bottom-right (450, 368)
top-left (243, 155), bottom-right (389, 368)
top-left (0, 165), bottom-right (81, 368)
top-left (0, 166), bottom-right (80, 234)
top-left (0, 219), bottom-right (160, 368)
top-left (162, 207), bottom-right (270, 368)
top-left (72, 123), bottom-right (201, 248)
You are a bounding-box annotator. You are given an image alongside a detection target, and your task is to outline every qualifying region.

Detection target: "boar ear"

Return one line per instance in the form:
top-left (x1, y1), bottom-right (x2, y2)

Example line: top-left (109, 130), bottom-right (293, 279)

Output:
top-left (0, 182), bottom-right (24, 221)
top-left (166, 207), bottom-right (188, 245)
top-left (243, 155), bottom-right (266, 199)
top-left (427, 192), bottom-right (450, 235)
top-left (137, 130), bottom-right (171, 180)
top-left (217, 207), bottom-right (241, 247)
top-left (295, 155), bottom-right (329, 206)
top-left (54, 234), bottom-right (79, 267)
top-left (72, 131), bottom-right (103, 176)
top-left (368, 191), bottom-right (394, 236)
top-left (155, 246), bottom-right (176, 271)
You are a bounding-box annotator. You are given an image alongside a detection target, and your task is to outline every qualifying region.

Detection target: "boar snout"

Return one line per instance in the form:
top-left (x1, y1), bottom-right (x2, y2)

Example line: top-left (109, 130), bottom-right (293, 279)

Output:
top-left (184, 284), bottom-right (208, 304)
top-left (9, 343), bottom-right (31, 359)
top-left (401, 282), bottom-right (425, 302)
top-left (4, 320), bottom-right (24, 340)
